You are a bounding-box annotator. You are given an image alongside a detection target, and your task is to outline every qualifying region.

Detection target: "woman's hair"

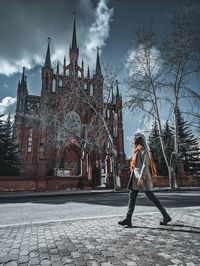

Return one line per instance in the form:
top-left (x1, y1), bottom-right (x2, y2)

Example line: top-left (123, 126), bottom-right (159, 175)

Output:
top-left (134, 135), bottom-right (151, 161)
top-left (134, 137), bottom-right (146, 147)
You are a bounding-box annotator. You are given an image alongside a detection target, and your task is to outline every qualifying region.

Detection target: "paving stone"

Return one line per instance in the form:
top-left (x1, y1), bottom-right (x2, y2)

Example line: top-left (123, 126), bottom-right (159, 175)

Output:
top-left (29, 258), bottom-right (41, 265)
top-left (18, 256), bottom-right (29, 263)
top-left (51, 254), bottom-right (61, 262)
top-left (0, 207), bottom-right (199, 266)
top-left (62, 259), bottom-right (74, 264)
top-left (73, 257), bottom-right (87, 265)
top-left (86, 262), bottom-right (98, 266)
top-left (40, 259), bottom-right (52, 266)
top-left (5, 262), bottom-right (18, 266)
top-left (40, 253), bottom-right (50, 260)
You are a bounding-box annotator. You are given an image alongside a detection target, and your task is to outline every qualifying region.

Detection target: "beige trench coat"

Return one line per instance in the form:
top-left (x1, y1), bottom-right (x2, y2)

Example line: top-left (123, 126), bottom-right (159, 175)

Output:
top-left (127, 149), bottom-right (153, 191)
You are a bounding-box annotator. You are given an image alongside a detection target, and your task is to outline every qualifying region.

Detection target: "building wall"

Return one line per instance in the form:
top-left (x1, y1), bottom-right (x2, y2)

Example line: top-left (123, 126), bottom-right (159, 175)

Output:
top-left (0, 174), bottom-right (199, 192)
top-left (13, 21), bottom-right (126, 189)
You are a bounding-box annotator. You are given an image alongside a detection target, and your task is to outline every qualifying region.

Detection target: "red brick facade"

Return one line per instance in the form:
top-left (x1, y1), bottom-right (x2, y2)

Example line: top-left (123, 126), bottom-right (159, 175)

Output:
top-left (0, 174), bottom-right (200, 192)
top-left (13, 20), bottom-right (126, 189)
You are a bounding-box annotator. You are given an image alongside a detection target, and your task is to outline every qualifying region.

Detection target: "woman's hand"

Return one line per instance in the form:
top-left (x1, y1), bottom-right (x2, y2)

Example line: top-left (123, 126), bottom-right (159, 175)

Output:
top-left (138, 179), bottom-right (144, 185)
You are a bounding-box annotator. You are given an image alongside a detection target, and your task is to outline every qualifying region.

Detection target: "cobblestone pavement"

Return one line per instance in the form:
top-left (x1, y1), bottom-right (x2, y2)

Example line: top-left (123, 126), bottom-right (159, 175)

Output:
top-left (0, 207), bottom-right (199, 266)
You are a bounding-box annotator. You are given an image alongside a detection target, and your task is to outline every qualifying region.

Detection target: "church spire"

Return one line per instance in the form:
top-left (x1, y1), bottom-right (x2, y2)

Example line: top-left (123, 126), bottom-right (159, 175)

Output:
top-left (21, 67), bottom-right (26, 85)
top-left (116, 79), bottom-right (120, 98)
top-left (72, 19), bottom-right (78, 50)
top-left (44, 37), bottom-right (51, 69)
top-left (95, 47), bottom-right (102, 76)
top-left (87, 66), bottom-right (90, 79)
top-left (111, 85), bottom-right (114, 103)
top-left (69, 19), bottom-right (79, 66)
top-left (57, 61), bottom-right (59, 74)
top-left (18, 67), bottom-right (28, 95)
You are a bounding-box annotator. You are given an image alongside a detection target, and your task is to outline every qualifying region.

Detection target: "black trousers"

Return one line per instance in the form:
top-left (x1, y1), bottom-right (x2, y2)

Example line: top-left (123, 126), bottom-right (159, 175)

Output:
top-left (127, 190), bottom-right (167, 217)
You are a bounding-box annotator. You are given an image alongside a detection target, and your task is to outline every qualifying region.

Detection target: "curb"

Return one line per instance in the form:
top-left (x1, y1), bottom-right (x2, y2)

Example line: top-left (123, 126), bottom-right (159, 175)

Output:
top-left (0, 187), bottom-right (199, 199)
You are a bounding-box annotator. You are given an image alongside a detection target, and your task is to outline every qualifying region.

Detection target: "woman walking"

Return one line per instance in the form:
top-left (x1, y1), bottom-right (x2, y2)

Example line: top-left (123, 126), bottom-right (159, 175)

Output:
top-left (118, 133), bottom-right (171, 227)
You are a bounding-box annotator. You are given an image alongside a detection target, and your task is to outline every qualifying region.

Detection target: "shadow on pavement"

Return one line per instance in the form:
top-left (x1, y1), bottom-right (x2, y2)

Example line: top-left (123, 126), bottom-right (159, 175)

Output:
top-left (0, 192), bottom-right (200, 209)
top-left (124, 224), bottom-right (200, 234)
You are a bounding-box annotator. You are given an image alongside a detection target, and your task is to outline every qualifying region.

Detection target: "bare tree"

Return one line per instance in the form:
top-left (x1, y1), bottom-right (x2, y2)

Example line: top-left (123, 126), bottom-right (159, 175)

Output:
top-left (125, 27), bottom-right (177, 187)
top-left (125, 3), bottom-right (200, 188)
top-left (37, 64), bottom-right (122, 188)
top-left (163, 3), bottom-right (200, 174)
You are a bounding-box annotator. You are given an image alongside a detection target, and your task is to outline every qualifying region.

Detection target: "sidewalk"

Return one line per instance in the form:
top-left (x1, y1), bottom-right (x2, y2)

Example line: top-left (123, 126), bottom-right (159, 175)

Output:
top-left (0, 187), bottom-right (200, 199)
top-left (0, 207), bottom-right (199, 266)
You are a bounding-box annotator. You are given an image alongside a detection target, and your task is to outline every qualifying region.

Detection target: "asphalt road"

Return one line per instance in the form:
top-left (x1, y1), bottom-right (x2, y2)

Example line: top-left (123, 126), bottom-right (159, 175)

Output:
top-left (0, 191), bottom-right (199, 227)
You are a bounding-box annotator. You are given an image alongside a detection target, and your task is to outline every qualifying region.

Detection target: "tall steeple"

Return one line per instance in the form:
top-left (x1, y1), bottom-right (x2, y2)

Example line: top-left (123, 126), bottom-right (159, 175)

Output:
top-left (111, 85), bottom-right (114, 103)
top-left (41, 38), bottom-right (53, 96)
top-left (57, 61), bottom-right (60, 74)
top-left (44, 37), bottom-right (51, 69)
top-left (20, 67), bottom-right (26, 87)
top-left (116, 80), bottom-right (120, 98)
top-left (16, 67), bottom-right (28, 113)
top-left (18, 67), bottom-right (27, 94)
top-left (69, 19), bottom-right (79, 62)
top-left (72, 19), bottom-right (78, 50)
top-left (95, 47), bottom-right (102, 76)
top-left (87, 66), bottom-right (90, 79)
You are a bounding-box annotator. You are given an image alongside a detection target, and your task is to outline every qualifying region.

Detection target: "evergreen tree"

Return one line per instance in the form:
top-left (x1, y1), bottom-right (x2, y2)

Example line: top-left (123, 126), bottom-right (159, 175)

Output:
top-left (176, 108), bottom-right (200, 175)
top-left (0, 114), bottom-right (20, 176)
top-left (148, 121), bottom-right (167, 175)
top-left (163, 120), bottom-right (174, 163)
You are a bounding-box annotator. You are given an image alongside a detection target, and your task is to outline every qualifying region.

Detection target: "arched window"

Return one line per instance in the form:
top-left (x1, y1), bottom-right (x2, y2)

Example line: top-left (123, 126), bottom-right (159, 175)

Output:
top-left (64, 111), bottom-right (81, 138)
top-left (52, 79), bottom-right (56, 92)
top-left (19, 100), bottom-right (22, 111)
top-left (27, 128), bottom-right (33, 152)
top-left (90, 86), bottom-right (93, 96)
top-left (78, 70), bottom-right (81, 78)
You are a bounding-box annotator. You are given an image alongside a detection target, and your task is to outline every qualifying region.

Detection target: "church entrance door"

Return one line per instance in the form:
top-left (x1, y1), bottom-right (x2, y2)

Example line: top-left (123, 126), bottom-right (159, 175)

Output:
top-left (62, 144), bottom-right (81, 176)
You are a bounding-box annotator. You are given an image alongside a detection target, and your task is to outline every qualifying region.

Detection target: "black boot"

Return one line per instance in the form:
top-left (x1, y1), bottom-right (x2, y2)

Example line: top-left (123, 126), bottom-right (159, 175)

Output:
top-left (160, 212), bottom-right (172, 225)
top-left (118, 214), bottom-right (132, 227)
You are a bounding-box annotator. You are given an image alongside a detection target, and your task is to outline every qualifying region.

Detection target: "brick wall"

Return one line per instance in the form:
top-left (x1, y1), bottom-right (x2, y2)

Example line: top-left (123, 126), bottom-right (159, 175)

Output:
top-left (0, 176), bottom-right (92, 192)
top-left (153, 175), bottom-right (200, 188)
top-left (0, 176), bottom-right (36, 192)
top-left (0, 174), bottom-right (199, 192)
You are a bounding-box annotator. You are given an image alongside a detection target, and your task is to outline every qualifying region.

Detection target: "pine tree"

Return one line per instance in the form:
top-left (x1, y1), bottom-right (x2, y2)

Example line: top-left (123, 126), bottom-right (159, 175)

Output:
top-left (163, 120), bottom-right (174, 163)
top-left (176, 108), bottom-right (200, 175)
top-left (148, 121), bottom-right (167, 175)
top-left (0, 115), bottom-right (20, 176)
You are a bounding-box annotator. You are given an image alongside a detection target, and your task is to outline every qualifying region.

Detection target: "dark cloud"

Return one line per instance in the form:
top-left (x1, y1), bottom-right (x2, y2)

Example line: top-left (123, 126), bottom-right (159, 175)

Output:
top-left (0, 0), bottom-right (99, 74)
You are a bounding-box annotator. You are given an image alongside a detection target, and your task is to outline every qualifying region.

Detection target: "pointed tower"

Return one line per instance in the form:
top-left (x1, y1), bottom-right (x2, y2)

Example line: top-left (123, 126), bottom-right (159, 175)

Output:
top-left (93, 47), bottom-right (103, 105)
top-left (95, 47), bottom-right (102, 77)
top-left (111, 85), bottom-right (115, 104)
top-left (116, 79), bottom-right (120, 98)
top-left (115, 80), bottom-right (125, 163)
top-left (14, 67), bottom-right (29, 156)
top-left (44, 39), bottom-right (51, 69)
top-left (87, 65), bottom-right (90, 93)
top-left (87, 65), bottom-right (90, 79)
top-left (69, 20), bottom-right (79, 73)
top-left (41, 37), bottom-right (53, 97)
top-left (16, 67), bottom-right (28, 113)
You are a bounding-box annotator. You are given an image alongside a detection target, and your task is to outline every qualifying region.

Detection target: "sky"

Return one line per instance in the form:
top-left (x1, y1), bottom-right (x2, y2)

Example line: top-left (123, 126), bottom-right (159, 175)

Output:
top-left (0, 0), bottom-right (199, 158)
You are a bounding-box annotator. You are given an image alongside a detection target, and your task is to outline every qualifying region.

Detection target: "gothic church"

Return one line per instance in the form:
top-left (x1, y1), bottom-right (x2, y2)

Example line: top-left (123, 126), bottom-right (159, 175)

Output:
top-left (14, 20), bottom-right (126, 188)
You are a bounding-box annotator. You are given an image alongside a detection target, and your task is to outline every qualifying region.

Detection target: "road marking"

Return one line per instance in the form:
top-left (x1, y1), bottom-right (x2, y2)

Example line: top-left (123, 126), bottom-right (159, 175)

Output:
top-left (0, 212), bottom-right (158, 228)
top-left (0, 206), bottom-right (199, 228)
